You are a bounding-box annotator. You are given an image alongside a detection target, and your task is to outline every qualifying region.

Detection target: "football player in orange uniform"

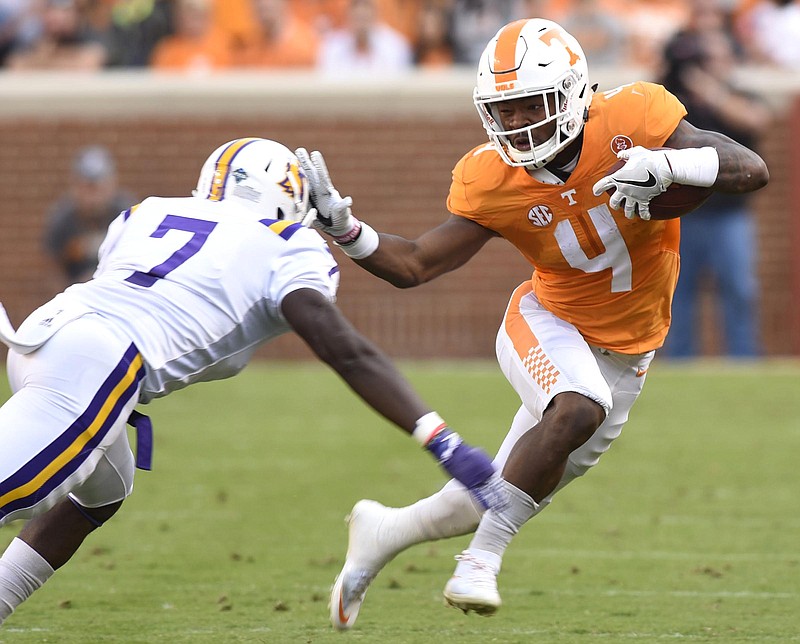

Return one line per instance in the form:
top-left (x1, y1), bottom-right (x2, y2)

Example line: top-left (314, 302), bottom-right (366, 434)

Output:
top-left (298, 18), bottom-right (768, 628)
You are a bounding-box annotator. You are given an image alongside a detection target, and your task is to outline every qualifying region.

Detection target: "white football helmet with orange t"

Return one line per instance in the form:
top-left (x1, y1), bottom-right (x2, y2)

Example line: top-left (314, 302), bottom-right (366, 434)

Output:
top-left (474, 18), bottom-right (592, 169)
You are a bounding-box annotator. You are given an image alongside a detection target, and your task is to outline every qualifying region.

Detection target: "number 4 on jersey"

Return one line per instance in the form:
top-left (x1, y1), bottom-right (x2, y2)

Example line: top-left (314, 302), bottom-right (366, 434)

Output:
top-left (554, 204), bottom-right (632, 293)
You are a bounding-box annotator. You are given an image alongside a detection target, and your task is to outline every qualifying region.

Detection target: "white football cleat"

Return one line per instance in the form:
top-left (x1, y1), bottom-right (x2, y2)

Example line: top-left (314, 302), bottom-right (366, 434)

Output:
top-left (330, 562), bottom-right (377, 630)
top-left (329, 500), bottom-right (403, 630)
top-left (443, 549), bottom-right (502, 616)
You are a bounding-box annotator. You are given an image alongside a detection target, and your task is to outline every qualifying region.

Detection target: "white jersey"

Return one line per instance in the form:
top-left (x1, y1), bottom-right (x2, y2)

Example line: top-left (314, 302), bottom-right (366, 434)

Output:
top-left (60, 195), bottom-right (339, 402)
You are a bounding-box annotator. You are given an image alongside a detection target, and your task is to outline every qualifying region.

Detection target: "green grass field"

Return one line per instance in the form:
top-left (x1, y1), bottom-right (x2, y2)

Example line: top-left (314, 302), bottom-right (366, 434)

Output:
top-left (0, 360), bottom-right (797, 643)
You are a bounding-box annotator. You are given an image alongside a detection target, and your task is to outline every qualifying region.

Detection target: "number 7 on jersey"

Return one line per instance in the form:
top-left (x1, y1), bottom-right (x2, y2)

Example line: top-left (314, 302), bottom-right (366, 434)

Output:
top-left (125, 215), bottom-right (217, 287)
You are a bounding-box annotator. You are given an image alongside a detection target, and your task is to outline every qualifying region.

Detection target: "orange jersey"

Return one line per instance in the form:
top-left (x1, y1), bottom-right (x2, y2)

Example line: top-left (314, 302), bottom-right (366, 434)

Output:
top-left (150, 33), bottom-right (233, 71)
top-left (448, 82), bottom-right (687, 354)
top-left (238, 16), bottom-right (319, 69)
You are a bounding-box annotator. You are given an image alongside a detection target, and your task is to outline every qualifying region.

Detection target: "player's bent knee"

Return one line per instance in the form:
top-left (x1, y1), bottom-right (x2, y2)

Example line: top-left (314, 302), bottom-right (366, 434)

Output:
top-left (547, 392), bottom-right (607, 444)
top-left (68, 497), bottom-right (123, 528)
top-left (566, 417), bottom-right (625, 477)
top-left (69, 436), bottom-right (135, 510)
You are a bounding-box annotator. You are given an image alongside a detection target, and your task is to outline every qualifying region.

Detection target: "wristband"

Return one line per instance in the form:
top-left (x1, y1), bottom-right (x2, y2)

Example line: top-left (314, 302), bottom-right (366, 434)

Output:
top-left (332, 219), bottom-right (363, 245)
top-left (412, 411), bottom-right (448, 446)
top-left (335, 221), bottom-right (380, 260)
top-left (663, 147), bottom-right (719, 187)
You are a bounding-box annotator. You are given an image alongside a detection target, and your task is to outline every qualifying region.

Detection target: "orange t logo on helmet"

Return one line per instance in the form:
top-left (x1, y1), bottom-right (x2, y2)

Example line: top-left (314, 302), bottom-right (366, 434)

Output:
top-left (491, 21), bottom-right (582, 92)
top-left (539, 29), bottom-right (581, 66)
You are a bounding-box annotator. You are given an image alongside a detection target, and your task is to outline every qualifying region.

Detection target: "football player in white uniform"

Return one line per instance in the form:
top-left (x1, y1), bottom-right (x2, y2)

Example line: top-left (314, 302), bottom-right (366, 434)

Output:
top-left (0, 138), bottom-right (506, 628)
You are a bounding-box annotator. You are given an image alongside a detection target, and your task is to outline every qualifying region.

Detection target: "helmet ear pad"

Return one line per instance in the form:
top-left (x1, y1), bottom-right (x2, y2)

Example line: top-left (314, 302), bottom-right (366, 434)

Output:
top-left (195, 138), bottom-right (309, 222)
top-left (473, 19), bottom-right (592, 169)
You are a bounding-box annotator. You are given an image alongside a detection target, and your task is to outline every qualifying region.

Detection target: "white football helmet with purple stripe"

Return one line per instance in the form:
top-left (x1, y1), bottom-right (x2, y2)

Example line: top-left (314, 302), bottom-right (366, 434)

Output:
top-left (195, 138), bottom-right (309, 222)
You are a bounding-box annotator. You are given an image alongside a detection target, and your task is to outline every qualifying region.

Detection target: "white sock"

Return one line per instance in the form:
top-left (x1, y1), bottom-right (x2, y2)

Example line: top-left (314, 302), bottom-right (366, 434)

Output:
top-left (454, 547), bottom-right (502, 574)
top-left (0, 538), bottom-right (55, 625)
top-left (379, 479), bottom-right (483, 554)
top-left (467, 480), bottom-right (538, 559)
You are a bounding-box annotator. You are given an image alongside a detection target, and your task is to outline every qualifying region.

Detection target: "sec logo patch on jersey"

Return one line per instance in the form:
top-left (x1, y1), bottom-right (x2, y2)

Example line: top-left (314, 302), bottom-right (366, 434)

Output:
top-left (528, 205), bottom-right (554, 227)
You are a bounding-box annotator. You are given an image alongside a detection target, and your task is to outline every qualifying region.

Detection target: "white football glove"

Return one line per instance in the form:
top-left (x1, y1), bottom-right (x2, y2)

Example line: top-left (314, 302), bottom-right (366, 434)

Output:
top-left (592, 146), bottom-right (675, 221)
top-left (295, 147), bottom-right (361, 242)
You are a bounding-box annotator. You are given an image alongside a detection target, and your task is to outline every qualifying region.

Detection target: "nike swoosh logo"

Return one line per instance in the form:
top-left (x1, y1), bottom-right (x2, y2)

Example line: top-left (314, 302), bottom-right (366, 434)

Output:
top-left (615, 170), bottom-right (658, 189)
top-left (338, 595), bottom-right (350, 625)
top-left (636, 367), bottom-right (648, 377)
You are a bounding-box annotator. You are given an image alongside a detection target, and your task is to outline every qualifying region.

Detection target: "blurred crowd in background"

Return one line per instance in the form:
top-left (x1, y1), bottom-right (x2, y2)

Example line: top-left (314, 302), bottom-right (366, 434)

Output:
top-left (0, 0), bottom-right (797, 75)
top-left (4, 0), bottom-right (795, 357)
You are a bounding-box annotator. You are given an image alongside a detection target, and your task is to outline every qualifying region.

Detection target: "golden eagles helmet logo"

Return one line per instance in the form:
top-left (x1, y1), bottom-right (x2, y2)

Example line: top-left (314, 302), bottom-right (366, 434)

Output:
top-left (279, 159), bottom-right (306, 205)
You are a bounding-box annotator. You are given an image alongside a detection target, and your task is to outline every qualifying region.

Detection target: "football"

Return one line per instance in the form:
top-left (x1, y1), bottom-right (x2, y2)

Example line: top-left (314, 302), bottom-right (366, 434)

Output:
top-left (605, 149), bottom-right (713, 220)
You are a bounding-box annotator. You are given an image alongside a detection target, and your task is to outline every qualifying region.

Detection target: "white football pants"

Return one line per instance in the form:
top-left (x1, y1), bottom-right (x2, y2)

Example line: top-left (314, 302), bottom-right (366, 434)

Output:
top-left (0, 314), bottom-right (143, 527)
top-left (400, 281), bottom-right (655, 539)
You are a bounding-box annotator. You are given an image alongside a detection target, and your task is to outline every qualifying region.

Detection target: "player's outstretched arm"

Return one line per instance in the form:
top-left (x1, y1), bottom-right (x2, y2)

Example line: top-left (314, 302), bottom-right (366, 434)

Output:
top-left (354, 216), bottom-right (495, 288)
top-left (280, 287), bottom-right (506, 511)
top-left (295, 147), bottom-right (495, 288)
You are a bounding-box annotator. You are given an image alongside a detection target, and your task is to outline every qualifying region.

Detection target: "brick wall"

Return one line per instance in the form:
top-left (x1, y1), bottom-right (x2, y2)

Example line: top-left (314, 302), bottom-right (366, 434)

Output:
top-left (0, 72), bottom-right (796, 359)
